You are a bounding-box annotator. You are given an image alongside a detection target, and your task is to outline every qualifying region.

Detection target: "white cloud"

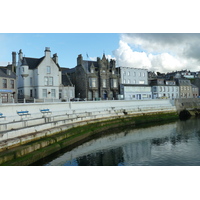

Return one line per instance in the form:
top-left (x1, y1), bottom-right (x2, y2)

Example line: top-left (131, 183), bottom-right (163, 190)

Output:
top-left (113, 40), bottom-right (151, 69)
top-left (89, 57), bottom-right (97, 61)
top-left (113, 34), bottom-right (200, 73)
top-left (105, 55), bottom-right (116, 60)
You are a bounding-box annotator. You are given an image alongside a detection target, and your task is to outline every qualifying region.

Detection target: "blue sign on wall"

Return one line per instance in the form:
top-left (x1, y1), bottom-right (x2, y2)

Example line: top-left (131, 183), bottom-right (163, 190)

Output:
top-left (0, 89), bottom-right (13, 93)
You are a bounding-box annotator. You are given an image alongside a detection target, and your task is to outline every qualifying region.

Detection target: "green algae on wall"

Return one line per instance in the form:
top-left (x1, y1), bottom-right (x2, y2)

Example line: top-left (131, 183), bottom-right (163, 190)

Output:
top-left (0, 112), bottom-right (178, 166)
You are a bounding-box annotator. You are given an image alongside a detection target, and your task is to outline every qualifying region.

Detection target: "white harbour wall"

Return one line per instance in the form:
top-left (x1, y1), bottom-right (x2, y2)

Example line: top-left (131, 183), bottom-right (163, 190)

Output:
top-left (0, 99), bottom-right (176, 150)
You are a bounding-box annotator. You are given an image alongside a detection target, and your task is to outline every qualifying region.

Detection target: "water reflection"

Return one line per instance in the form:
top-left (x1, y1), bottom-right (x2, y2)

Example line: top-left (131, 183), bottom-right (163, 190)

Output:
top-left (44, 117), bottom-right (200, 166)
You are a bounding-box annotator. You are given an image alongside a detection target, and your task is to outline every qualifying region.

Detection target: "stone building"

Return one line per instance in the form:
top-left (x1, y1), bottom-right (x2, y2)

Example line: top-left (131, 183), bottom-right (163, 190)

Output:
top-left (0, 67), bottom-right (17, 103)
top-left (191, 84), bottom-right (199, 98)
top-left (16, 47), bottom-right (74, 101)
top-left (0, 52), bottom-right (17, 103)
top-left (176, 78), bottom-right (193, 98)
top-left (66, 54), bottom-right (119, 100)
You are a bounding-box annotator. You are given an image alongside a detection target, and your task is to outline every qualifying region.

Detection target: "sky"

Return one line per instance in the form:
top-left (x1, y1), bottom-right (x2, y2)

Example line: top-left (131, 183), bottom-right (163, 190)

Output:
top-left (1, 33), bottom-right (200, 73)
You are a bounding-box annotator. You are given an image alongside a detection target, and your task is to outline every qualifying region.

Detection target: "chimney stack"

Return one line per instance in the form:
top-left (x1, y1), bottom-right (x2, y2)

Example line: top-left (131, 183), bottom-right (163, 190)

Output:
top-left (45, 47), bottom-right (51, 57)
top-left (12, 52), bottom-right (16, 72)
top-left (53, 53), bottom-right (58, 64)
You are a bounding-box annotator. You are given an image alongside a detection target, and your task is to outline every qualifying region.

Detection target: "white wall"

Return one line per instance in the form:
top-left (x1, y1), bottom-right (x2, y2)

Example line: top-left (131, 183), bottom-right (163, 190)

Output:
top-left (0, 99), bottom-right (175, 123)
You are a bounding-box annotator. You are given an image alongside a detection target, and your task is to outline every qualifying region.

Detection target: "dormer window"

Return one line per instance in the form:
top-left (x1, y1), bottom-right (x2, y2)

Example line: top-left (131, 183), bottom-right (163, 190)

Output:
top-left (91, 68), bottom-right (94, 73)
top-left (7, 69), bottom-right (11, 75)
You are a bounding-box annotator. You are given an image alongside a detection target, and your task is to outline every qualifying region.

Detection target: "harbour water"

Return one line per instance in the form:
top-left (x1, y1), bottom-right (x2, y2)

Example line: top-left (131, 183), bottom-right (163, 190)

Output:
top-left (36, 117), bottom-right (200, 166)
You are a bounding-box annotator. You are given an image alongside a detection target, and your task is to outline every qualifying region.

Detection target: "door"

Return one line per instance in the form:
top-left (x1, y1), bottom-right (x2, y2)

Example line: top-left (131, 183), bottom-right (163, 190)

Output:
top-left (103, 91), bottom-right (107, 100)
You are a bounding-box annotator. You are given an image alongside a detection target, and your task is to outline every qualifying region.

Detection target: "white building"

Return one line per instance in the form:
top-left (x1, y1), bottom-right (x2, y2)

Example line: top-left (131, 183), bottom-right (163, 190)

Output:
top-left (120, 67), bottom-right (148, 85)
top-left (118, 66), bottom-right (152, 100)
top-left (151, 79), bottom-right (179, 99)
top-left (16, 47), bottom-right (74, 101)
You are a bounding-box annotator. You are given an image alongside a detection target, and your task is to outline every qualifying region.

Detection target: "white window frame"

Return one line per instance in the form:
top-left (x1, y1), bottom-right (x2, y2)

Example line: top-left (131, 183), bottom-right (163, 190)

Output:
top-left (103, 79), bottom-right (106, 88)
top-left (43, 89), bottom-right (47, 98)
top-left (47, 66), bottom-right (51, 74)
top-left (51, 89), bottom-right (56, 98)
top-left (49, 77), bottom-right (53, 86)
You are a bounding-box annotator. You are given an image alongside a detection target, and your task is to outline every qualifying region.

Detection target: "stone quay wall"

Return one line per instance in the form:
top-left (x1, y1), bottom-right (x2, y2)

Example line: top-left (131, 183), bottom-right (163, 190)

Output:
top-left (0, 99), bottom-right (176, 151)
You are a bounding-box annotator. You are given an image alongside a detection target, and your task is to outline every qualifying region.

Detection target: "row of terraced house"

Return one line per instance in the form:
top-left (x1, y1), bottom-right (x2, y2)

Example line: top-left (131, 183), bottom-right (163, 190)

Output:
top-left (0, 47), bottom-right (199, 103)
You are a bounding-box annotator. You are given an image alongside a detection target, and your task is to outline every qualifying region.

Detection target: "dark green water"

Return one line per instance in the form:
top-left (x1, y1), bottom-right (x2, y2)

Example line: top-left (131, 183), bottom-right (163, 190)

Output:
top-left (40, 117), bottom-right (200, 166)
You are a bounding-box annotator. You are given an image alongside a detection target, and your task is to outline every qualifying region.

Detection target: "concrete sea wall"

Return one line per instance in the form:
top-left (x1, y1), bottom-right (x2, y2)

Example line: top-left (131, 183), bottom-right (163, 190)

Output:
top-left (0, 99), bottom-right (179, 165)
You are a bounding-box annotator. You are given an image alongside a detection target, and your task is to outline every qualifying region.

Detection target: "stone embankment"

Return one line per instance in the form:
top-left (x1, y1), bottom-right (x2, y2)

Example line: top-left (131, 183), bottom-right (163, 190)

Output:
top-left (175, 98), bottom-right (200, 118)
top-left (0, 99), bottom-right (178, 165)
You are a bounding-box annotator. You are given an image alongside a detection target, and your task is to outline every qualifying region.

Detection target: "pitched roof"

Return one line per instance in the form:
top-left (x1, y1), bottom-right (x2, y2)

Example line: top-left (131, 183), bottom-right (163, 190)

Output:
top-left (0, 67), bottom-right (16, 78)
top-left (62, 74), bottom-right (73, 86)
top-left (22, 57), bottom-right (45, 69)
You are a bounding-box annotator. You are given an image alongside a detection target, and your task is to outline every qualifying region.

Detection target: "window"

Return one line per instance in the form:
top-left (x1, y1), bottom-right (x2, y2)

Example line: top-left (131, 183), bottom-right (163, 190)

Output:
top-left (111, 79), bottom-right (117, 88)
top-left (128, 71), bottom-right (130, 76)
top-left (44, 77), bottom-right (48, 86)
top-left (139, 80), bottom-right (145, 84)
top-left (35, 89), bottom-right (37, 98)
top-left (30, 89), bottom-right (33, 97)
top-left (7, 70), bottom-right (11, 75)
top-left (127, 79), bottom-right (130, 84)
top-left (89, 78), bottom-right (97, 88)
top-left (30, 77), bottom-right (33, 86)
top-left (143, 72), bottom-right (145, 77)
top-left (133, 72), bottom-right (136, 76)
top-left (103, 79), bottom-right (106, 88)
top-left (113, 79), bottom-right (117, 88)
top-left (47, 66), bottom-right (51, 74)
top-left (3, 79), bottom-right (7, 88)
top-left (44, 77), bottom-right (53, 86)
top-left (49, 77), bottom-right (53, 86)
top-left (2, 94), bottom-right (8, 103)
top-left (51, 89), bottom-right (56, 98)
top-left (42, 89), bottom-right (47, 98)
top-left (10, 80), bottom-right (14, 89)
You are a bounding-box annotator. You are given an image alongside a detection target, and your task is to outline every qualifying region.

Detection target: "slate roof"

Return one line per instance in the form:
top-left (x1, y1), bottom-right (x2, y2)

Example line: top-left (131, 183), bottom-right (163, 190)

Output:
top-left (62, 67), bottom-right (76, 74)
top-left (0, 67), bottom-right (16, 79)
top-left (62, 74), bottom-right (73, 86)
top-left (22, 57), bottom-right (45, 69)
top-left (82, 60), bottom-right (98, 73)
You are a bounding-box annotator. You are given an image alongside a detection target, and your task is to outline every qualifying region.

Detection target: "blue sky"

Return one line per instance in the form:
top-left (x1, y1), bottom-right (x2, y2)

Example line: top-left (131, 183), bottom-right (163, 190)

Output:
top-left (0, 33), bottom-right (120, 68)
top-left (2, 33), bottom-right (200, 73)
